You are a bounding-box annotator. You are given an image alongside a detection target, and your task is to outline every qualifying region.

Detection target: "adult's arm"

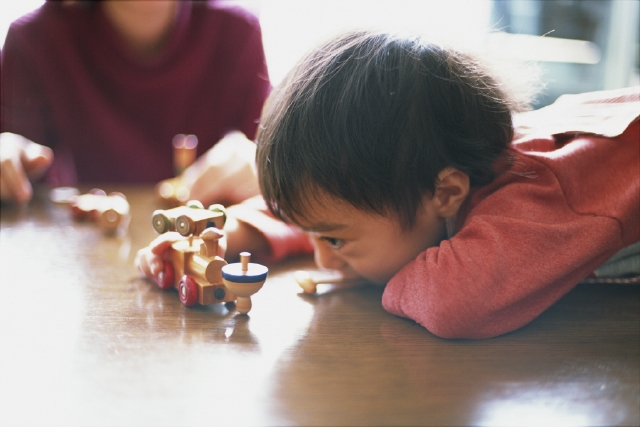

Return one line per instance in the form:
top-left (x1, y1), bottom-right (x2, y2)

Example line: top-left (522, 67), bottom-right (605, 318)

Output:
top-left (0, 16), bottom-right (56, 203)
top-left (178, 6), bottom-right (271, 206)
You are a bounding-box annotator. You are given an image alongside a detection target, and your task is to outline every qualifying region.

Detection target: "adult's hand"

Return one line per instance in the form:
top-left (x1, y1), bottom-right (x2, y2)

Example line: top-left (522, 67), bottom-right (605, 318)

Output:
top-left (181, 131), bottom-right (260, 206)
top-left (0, 133), bottom-right (54, 204)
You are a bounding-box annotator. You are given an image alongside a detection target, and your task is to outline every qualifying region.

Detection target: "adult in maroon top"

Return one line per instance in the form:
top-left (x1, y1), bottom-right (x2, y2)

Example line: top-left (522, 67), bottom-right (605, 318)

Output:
top-left (0, 0), bottom-right (271, 202)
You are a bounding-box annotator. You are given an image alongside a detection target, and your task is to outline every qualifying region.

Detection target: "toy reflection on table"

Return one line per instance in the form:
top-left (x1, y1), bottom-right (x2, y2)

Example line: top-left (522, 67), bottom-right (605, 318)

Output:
top-left (68, 188), bottom-right (130, 235)
top-left (151, 201), bottom-right (268, 314)
top-left (156, 134), bottom-right (198, 207)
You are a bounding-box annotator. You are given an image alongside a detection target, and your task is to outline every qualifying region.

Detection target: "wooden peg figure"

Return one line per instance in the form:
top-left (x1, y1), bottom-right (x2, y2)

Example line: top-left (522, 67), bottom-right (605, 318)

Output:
top-left (200, 228), bottom-right (223, 258)
top-left (156, 134), bottom-right (198, 206)
top-left (173, 134), bottom-right (198, 176)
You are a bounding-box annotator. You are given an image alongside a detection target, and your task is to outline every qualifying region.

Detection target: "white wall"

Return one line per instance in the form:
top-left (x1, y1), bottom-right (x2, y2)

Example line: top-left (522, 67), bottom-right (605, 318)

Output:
top-left (259, 0), bottom-right (492, 85)
top-left (0, 0), bottom-right (45, 48)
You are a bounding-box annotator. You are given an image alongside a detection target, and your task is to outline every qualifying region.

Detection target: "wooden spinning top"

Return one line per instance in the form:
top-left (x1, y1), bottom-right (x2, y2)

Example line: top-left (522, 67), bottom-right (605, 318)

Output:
top-left (222, 252), bottom-right (268, 314)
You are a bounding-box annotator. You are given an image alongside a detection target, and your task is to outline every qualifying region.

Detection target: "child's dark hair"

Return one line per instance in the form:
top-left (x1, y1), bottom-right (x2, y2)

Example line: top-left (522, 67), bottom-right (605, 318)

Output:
top-left (257, 31), bottom-right (524, 228)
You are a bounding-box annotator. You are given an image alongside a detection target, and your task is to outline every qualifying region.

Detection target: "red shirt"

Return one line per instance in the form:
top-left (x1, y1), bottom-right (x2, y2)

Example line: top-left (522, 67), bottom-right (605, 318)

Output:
top-left (1, 1), bottom-right (271, 184)
top-left (382, 87), bottom-right (640, 338)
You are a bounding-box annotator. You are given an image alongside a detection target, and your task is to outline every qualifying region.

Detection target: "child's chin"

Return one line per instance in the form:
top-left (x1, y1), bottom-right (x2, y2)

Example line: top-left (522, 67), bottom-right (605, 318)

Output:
top-left (363, 275), bottom-right (392, 286)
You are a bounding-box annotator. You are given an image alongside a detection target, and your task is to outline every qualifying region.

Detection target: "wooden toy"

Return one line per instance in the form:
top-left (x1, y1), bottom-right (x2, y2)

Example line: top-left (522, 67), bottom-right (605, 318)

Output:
top-left (69, 188), bottom-right (130, 235)
top-left (173, 134), bottom-right (198, 175)
top-left (295, 270), bottom-right (364, 294)
top-left (222, 252), bottom-right (269, 314)
top-left (49, 186), bottom-right (80, 204)
top-left (152, 201), bottom-right (227, 237)
top-left (151, 201), bottom-right (268, 313)
top-left (156, 134), bottom-right (198, 206)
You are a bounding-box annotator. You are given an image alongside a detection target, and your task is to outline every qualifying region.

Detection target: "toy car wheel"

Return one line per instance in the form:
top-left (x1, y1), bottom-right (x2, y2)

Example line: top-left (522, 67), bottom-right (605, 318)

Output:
top-left (156, 261), bottom-right (174, 290)
top-left (69, 202), bottom-right (85, 220)
top-left (175, 215), bottom-right (195, 236)
top-left (178, 275), bottom-right (198, 306)
top-left (152, 211), bottom-right (172, 234)
top-left (88, 208), bottom-right (101, 222)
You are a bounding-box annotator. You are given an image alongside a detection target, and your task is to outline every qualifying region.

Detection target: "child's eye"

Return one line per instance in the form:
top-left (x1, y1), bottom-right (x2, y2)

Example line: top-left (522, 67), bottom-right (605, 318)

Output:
top-left (320, 236), bottom-right (344, 249)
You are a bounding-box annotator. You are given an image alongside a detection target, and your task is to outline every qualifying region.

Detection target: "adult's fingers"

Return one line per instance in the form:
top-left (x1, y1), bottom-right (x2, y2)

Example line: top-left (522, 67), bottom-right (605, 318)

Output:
top-left (0, 133), bottom-right (53, 204)
top-left (0, 150), bottom-right (32, 204)
top-left (22, 142), bottom-right (54, 179)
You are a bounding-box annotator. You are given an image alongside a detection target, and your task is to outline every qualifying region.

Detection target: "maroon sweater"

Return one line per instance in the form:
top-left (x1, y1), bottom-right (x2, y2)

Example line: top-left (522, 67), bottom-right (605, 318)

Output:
top-left (1, 1), bottom-right (271, 184)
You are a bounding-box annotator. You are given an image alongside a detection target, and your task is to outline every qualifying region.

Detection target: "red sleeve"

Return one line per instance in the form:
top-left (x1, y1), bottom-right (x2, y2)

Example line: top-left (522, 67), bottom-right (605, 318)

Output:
top-left (226, 196), bottom-right (314, 263)
top-left (382, 209), bottom-right (622, 339)
top-left (383, 118), bottom-right (639, 339)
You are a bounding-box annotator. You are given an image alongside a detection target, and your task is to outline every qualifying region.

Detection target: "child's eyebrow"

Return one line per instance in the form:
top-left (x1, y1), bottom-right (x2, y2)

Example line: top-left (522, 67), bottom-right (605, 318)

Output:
top-left (298, 222), bottom-right (348, 233)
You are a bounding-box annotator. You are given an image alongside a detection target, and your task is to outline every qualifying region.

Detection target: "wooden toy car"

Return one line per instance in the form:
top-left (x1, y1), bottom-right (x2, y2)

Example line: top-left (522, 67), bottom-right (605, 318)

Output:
top-left (70, 188), bottom-right (130, 235)
top-left (151, 201), bottom-right (268, 313)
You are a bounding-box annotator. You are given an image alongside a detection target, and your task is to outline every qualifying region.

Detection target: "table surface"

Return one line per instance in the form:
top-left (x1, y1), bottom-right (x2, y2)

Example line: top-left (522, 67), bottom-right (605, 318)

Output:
top-left (1, 185), bottom-right (638, 427)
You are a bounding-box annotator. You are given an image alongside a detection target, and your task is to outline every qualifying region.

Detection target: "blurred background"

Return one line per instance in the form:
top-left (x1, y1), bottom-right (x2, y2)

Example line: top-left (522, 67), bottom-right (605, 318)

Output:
top-left (2, 0), bottom-right (638, 109)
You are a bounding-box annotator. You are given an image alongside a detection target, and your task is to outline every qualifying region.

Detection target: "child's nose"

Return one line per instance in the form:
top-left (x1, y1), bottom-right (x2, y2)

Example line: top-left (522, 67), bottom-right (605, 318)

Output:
top-left (314, 241), bottom-right (347, 271)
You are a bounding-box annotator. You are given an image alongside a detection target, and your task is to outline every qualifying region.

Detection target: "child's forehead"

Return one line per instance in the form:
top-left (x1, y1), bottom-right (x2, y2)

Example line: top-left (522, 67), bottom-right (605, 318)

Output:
top-left (296, 220), bottom-right (348, 234)
top-left (287, 193), bottom-right (350, 230)
top-left (286, 189), bottom-right (395, 232)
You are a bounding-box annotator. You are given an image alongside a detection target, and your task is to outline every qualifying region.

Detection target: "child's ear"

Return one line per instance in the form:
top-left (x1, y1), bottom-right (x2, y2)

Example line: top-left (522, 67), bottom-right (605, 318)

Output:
top-left (432, 168), bottom-right (470, 218)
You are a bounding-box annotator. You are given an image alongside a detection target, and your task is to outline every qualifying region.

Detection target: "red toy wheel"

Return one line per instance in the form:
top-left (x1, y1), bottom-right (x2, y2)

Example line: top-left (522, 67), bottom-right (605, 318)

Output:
top-left (70, 203), bottom-right (85, 220)
top-left (156, 261), bottom-right (174, 290)
top-left (178, 275), bottom-right (198, 306)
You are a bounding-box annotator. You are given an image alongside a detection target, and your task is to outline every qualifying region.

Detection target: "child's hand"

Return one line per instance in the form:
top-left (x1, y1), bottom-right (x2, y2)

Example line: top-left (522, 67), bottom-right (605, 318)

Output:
top-left (135, 229), bottom-right (229, 281)
top-left (135, 232), bottom-right (182, 280)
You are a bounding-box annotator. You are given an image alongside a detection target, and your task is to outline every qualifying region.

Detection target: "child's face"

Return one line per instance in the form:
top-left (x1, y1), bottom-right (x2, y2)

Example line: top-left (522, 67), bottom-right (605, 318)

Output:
top-left (292, 190), bottom-right (447, 284)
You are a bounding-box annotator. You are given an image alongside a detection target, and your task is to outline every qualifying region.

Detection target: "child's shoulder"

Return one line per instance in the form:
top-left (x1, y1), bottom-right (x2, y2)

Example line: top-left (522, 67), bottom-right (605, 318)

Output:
top-left (461, 88), bottom-right (639, 236)
top-left (199, 0), bottom-right (261, 28)
top-left (4, 2), bottom-right (93, 56)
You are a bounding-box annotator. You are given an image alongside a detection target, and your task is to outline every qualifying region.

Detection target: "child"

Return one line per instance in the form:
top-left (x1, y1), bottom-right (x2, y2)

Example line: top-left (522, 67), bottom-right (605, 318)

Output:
top-left (137, 31), bottom-right (639, 339)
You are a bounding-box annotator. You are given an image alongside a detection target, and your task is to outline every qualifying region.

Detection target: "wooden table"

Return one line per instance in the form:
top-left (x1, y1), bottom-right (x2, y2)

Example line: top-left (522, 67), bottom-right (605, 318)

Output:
top-left (1, 185), bottom-right (638, 426)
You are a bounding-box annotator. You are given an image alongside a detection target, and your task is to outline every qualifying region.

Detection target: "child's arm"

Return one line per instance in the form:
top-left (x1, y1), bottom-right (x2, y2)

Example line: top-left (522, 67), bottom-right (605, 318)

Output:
top-left (382, 210), bottom-right (623, 339)
top-left (383, 119), bottom-right (639, 339)
top-left (135, 196), bottom-right (313, 280)
top-left (225, 196), bottom-right (315, 262)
